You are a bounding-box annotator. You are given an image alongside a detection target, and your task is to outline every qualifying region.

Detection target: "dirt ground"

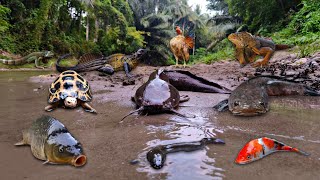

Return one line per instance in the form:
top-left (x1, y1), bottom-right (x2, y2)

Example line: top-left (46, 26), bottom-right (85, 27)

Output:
top-left (1, 50), bottom-right (320, 180)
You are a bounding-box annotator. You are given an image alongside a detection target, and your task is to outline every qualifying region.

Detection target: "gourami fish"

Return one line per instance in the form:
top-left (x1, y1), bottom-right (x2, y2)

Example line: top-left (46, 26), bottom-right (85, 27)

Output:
top-left (15, 115), bottom-right (87, 167)
top-left (235, 137), bottom-right (309, 164)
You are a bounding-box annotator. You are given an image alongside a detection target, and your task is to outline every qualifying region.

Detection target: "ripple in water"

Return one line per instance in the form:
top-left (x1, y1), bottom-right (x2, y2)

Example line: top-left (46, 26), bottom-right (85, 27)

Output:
top-left (136, 109), bottom-right (225, 179)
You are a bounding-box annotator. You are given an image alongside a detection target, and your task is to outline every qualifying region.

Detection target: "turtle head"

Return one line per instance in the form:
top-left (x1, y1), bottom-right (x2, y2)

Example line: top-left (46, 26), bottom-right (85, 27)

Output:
top-left (64, 97), bottom-right (77, 108)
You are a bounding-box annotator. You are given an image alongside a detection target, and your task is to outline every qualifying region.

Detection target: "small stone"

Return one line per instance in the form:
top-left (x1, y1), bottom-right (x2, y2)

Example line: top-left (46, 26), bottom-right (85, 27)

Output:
top-left (123, 79), bottom-right (135, 86)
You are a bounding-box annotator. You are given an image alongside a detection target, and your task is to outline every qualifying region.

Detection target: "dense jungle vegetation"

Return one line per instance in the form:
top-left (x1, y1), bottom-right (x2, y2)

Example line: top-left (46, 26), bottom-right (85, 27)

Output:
top-left (0, 0), bottom-right (319, 65)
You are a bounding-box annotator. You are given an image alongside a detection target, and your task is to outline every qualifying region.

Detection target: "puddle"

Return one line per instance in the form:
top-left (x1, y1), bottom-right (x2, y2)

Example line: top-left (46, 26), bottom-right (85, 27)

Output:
top-left (1, 71), bottom-right (320, 180)
top-left (136, 108), bottom-right (226, 179)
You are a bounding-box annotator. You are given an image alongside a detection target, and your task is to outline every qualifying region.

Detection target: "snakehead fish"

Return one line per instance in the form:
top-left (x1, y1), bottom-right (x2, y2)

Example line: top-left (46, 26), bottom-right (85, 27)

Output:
top-left (147, 138), bottom-right (225, 169)
top-left (214, 76), bottom-right (320, 116)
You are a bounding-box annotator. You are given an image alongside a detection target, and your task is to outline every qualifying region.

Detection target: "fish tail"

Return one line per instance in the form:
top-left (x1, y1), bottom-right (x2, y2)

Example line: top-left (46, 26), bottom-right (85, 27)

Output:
top-left (282, 146), bottom-right (310, 156)
top-left (293, 148), bottom-right (310, 156)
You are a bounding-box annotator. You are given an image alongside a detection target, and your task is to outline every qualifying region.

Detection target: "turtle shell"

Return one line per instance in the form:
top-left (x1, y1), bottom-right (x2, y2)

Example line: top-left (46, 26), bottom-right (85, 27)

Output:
top-left (48, 70), bottom-right (92, 104)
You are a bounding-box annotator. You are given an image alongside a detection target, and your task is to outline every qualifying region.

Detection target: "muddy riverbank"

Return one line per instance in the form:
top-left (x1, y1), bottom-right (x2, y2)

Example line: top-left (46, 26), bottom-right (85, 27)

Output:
top-left (1, 50), bottom-right (320, 180)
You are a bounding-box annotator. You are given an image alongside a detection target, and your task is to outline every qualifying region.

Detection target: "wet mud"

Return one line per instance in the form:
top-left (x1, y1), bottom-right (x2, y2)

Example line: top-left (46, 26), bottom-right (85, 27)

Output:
top-left (1, 52), bottom-right (320, 180)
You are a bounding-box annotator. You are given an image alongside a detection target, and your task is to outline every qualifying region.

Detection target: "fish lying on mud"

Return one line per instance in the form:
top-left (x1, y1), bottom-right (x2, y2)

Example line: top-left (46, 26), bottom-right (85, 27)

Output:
top-left (214, 76), bottom-right (320, 116)
top-left (15, 115), bottom-right (86, 167)
top-left (147, 138), bottom-right (225, 169)
top-left (164, 70), bottom-right (231, 94)
top-left (235, 137), bottom-right (309, 164)
top-left (121, 69), bottom-right (191, 121)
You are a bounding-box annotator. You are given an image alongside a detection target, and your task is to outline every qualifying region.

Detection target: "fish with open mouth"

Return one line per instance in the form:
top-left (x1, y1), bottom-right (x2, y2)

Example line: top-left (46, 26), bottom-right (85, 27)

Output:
top-left (235, 137), bottom-right (309, 164)
top-left (214, 76), bottom-right (320, 116)
top-left (15, 115), bottom-right (87, 167)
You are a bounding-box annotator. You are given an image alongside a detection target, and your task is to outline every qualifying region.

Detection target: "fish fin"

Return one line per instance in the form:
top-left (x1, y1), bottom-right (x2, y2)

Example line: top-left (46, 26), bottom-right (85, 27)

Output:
top-left (213, 99), bottom-right (229, 112)
top-left (43, 160), bottom-right (50, 165)
top-left (120, 107), bottom-right (144, 123)
top-left (14, 140), bottom-right (26, 146)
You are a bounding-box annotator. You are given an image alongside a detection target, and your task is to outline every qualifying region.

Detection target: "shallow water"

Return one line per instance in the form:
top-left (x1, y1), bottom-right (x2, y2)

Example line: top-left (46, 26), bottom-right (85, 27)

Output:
top-left (0, 71), bottom-right (320, 180)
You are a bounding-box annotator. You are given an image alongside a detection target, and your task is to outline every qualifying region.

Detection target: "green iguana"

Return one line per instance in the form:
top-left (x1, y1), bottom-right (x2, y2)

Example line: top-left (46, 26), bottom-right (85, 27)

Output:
top-left (56, 49), bottom-right (147, 77)
top-left (228, 32), bottom-right (290, 67)
top-left (0, 51), bottom-right (54, 69)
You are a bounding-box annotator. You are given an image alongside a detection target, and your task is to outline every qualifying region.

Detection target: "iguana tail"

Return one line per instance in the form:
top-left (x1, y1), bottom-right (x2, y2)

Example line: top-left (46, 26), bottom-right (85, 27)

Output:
top-left (275, 44), bottom-right (291, 50)
top-left (56, 53), bottom-right (105, 73)
top-left (0, 58), bottom-right (26, 65)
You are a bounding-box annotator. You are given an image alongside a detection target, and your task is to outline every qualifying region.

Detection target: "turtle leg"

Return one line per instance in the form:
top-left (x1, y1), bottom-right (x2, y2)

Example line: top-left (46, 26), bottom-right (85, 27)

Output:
top-left (45, 103), bottom-right (59, 112)
top-left (124, 62), bottom-right (133, 78)
top-left (179, 95), bottom-right (190, 103)
top-left (81, 102), bottom-right (97, 113)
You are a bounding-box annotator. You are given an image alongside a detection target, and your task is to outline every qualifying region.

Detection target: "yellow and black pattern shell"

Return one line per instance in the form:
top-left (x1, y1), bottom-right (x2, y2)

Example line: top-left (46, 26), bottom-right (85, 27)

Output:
top-left (48, 70), bottom-right (92, 103)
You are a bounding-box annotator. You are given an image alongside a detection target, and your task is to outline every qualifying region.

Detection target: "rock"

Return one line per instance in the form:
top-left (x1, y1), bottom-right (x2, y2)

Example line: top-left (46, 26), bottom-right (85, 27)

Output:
top-left (123, 79), bottom-right (135, 86)
top-left (293, 58), bottom-right (308, 66)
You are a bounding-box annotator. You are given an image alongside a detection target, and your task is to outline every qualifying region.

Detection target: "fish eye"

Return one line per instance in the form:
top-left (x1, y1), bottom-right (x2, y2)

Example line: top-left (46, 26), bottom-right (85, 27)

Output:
top-left (247, 155), bottom-right (251, 159)
top-left (259, 101), bottom-right (265, 106)
top-left (59, 146), bottom-right (64, 153)
top-left (234, 101), bottom-right (240, 106)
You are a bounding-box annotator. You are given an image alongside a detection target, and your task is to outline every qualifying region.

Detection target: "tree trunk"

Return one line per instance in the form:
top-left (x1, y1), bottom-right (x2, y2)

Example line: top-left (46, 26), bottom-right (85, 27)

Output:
top-left (86, 15), bottom-right (89, 41)
top-left (206, 35), bottom-right (225, 51)
top-left (94, 18), bottom-right (99, 42)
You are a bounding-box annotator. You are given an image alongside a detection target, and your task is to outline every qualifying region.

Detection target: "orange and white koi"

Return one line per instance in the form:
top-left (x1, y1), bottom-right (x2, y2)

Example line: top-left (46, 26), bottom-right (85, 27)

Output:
top-left (235, 137), bottom-right (310, 164)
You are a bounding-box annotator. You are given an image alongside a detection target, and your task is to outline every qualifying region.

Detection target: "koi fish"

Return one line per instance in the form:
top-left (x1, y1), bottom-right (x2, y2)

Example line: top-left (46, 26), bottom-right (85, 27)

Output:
top-left (235, 137), bottom-right (309, 164)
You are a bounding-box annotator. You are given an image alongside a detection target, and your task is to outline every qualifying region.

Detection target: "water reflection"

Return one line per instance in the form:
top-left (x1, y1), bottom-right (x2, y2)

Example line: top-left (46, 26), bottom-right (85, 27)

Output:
top-left (137, 108), bottom-right (225, 179)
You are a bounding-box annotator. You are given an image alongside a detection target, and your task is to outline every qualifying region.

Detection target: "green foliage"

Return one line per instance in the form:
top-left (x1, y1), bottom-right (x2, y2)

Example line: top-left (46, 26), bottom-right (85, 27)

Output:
top-left (224, 0), bottom-right (301, 32)
top-left (0, 5), bottom-right (10, 33)
top-left (270, 0), bottom-right (320, 57)
top-left (0, 0), bottom-right (144, 56)
top-left (189, 39), bottom-right (234, 64)
top-left (99, 26), bottom-right (145, 55)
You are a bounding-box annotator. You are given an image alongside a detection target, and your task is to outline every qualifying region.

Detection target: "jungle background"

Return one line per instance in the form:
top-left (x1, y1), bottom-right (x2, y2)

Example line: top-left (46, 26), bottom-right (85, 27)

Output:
top-left (0, 0), bottom-right (319, 66)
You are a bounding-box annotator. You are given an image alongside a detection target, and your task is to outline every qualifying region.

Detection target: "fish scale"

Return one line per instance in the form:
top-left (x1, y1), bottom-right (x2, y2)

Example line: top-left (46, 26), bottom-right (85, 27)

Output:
top-left (235, 137), bottom-right (310, 164)
top-left (15, 115), bottom-right (86, 166)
